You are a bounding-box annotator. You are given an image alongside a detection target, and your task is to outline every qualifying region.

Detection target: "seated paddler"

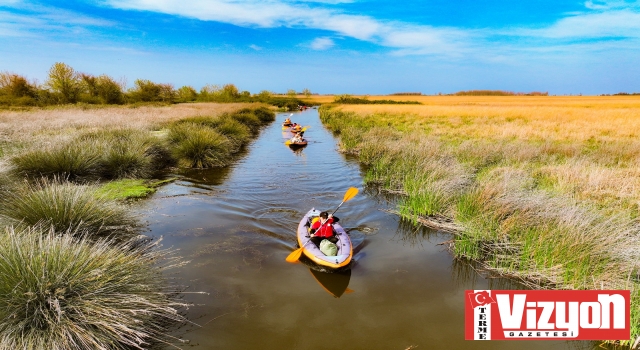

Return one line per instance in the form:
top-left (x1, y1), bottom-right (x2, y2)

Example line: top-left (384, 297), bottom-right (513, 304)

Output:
top-left (309, 211), bottom-right (338, 247)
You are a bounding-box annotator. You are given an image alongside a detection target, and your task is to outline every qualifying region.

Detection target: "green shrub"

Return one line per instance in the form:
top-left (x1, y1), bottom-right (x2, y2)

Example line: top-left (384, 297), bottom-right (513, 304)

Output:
top-left (79, 129), bottom-right (173, 179)
top-left (172, 115), bottom-right (222, 129)
top-left (0, 179), bottom-right (137, 239)
top-left (0, 226), bottom-right (187, 350)
top-left (168, 123), bottom-right (232, 168)
top-left (215, 117), bottom-right (250, 147)
top-left (251, 106), bottom-right (276, 123)
top-left (10, 140), bottom-right (102, 180)
top-left (229, 110), bottom-right (262, 132)
top-left (11, 129), bottom-right (173, 180)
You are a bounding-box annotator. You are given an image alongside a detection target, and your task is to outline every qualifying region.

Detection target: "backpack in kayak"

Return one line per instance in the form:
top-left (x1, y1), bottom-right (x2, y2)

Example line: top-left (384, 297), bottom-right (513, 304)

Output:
top-left (319, 239), bottom-right (338, 256)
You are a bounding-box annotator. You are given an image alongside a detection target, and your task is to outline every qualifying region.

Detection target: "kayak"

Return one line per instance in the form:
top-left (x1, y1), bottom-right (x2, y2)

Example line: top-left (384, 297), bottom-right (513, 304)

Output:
top-left (296, 209), bottom-right (353, 269)
top-left (288, 140), bottom-right (307, 147)
top-left (282, 123), bottom-right (293, 127)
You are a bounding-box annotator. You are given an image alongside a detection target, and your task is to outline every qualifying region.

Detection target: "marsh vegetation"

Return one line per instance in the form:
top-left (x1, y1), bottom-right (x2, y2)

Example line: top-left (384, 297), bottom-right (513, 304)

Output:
top-left (0, 102), bottom-right (275, 348)
top-left (320, 96), bottom-right (640, 346)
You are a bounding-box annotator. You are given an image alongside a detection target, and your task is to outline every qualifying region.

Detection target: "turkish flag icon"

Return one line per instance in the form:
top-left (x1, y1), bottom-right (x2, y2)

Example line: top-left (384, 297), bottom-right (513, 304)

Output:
top-left (468, 291), bottom-right (496, 308)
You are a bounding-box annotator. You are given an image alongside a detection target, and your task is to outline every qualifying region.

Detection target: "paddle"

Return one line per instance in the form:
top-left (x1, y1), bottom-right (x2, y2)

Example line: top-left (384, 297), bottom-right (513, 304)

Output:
top-left (285, 187), bottom-right (359, 263)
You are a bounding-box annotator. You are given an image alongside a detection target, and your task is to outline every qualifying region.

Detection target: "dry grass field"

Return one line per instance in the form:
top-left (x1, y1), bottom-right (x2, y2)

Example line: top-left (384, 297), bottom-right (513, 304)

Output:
top-left (0, 103), bottom-right (251, 145)
top-left (320, 96), bottom-right (640, 346)
top-left (329, 96), bottom-right (640, 212)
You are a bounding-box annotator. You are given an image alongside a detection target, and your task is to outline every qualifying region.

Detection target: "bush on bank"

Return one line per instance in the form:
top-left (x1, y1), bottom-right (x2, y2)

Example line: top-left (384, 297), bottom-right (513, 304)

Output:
top-left (9, 106), bottom-right (276, 177)
top-left (0, 179), bottom-right (138, 240)
top-left (11, 129), bottom-right (172, 181)
top-left (167, 107), bottom-right (275, 168)
top-left (0, 226), bottom-right (186, 350)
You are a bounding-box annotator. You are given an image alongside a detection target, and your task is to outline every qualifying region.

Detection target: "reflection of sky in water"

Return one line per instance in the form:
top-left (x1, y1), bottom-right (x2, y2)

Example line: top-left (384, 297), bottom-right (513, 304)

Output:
top-left (135, 110), bottom-right (592, 350)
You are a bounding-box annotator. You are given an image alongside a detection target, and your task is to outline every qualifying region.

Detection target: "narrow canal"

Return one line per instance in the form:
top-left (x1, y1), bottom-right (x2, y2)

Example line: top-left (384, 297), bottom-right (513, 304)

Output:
top-left (137, 109), bottom-right (586, 349)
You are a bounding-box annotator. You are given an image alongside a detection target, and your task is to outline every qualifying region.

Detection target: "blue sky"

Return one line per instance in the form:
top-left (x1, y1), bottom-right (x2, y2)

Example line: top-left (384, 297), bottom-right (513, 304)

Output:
top-left (1, 0), bottom-right (639, 94)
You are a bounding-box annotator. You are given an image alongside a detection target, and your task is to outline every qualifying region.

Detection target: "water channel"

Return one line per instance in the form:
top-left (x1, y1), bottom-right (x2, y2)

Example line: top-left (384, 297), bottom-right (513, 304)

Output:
top-left (136, 109), bottom-right (590, 349)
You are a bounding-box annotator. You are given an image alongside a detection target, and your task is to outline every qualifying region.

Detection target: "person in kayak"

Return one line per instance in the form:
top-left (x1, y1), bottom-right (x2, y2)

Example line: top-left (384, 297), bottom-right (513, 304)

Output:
top-left (309, 211), bottom-right (338, 247)
top-left (284, 117), bottom-right (292, 125)
top-left (291, 124), bottom-right (302, 132)
top-left (290, 132), bottom-right (305, 144)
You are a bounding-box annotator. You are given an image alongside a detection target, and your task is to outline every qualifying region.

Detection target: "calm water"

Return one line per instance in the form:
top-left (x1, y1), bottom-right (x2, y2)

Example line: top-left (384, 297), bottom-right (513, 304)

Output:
top-left (136, 109), bottom-right (590, 349)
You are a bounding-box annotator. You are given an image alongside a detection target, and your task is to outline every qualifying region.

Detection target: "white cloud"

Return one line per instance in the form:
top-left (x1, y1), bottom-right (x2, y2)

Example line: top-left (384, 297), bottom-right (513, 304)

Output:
top-left (514, 10), bottom-right (640, 38)
top-left (101, 0), bottom-right (468, 55)
top-left (0, 5), bottom-right (115, 38)
top-left (249, 44), bottom-right (262, 50)
top-left (585, 0), bottom-right (640, 10)
top-left (0, 0), bottom-right (20, 6)
top-left (95, 0), bottom-right (640, 58)
top-left (310, 37), bottom-right (334, 50)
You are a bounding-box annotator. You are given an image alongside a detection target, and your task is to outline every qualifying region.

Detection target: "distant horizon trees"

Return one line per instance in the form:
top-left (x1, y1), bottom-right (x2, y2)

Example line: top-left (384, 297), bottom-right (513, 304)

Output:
top-left (0, 62), bottom-right (310, 110)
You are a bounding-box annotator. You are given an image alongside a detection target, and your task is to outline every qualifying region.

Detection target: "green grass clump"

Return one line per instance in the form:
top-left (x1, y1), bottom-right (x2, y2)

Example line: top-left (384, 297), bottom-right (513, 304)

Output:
top-left (228, 110), bottom-right (262, 133)
top-left (10, 140), bottom-right (102, 180)
top-left (11, 129), bottom-right (173, 181)
top-left (165, 107), bottom-right (274, 168)
top-left (250, 106), bottom-right (277, 123)
top-left (215, 117), bottom-right (251, 148)
top-left (0, 226), bottom-right (187, 350)
top-left (77, 129), bottom-right (173, 179)
top-left (96, 178), bottom-right (174, 201)
top-left (172, 115), bottom-right (223, 129)
top-left (168, 123), bottom-right (232, 168)
top-left (0, 179), bottom-right (137, 239)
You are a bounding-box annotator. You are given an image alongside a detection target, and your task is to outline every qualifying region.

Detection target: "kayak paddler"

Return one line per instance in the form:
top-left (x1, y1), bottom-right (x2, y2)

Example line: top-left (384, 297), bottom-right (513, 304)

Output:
top-left (309, 211), bottom-right (338, 247)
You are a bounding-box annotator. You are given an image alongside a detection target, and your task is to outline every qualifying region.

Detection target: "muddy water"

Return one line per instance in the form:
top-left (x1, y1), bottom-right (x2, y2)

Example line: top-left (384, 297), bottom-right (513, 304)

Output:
top-left (137, 109), bottom-right (588, 349)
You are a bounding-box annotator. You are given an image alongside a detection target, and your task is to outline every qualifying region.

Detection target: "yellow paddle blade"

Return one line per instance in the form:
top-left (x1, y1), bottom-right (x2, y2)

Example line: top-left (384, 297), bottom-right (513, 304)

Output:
top-left (343, 187), bottom-right (359, 202)
top-left (285, 247), bottom-right (304, 263)
top-left (285, 140), bottom-right (292, 145)
top-left (345, 288), bottom-right (355, 294)
top-left (302, 126), bottom-right (310, 131)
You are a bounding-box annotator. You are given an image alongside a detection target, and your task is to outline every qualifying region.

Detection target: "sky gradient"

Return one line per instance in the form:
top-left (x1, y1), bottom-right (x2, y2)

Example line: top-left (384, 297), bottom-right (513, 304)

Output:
top-left (1, 0), bottom-right (639, 94)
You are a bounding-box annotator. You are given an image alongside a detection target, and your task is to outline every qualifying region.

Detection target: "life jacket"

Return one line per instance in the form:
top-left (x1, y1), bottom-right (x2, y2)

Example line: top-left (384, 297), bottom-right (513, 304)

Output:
top-left (311, 218), bottom-right (334, 238)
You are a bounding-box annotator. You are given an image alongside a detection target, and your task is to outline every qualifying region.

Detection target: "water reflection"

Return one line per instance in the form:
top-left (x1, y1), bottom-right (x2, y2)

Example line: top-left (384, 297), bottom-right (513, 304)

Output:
top-left (285, 143), bottom-right (307, 156)
top-left (308, 269), bottom-right (352, 298)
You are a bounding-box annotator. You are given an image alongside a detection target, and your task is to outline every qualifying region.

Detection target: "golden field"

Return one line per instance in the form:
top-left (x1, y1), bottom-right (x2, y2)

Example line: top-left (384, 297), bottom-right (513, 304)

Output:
top-left (320, 96), bottom-right (640, 345)
top-left (333, 96), bottom-right (640, 208)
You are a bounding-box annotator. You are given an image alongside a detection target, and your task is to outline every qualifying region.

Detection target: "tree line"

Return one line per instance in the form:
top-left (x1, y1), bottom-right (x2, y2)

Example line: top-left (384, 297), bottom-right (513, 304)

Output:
top-left (0, 62), bottom-right (310, 110)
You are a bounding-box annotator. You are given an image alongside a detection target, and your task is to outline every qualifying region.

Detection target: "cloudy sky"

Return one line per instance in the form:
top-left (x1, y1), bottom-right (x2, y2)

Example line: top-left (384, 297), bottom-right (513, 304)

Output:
top-left (1, 0), bottom-right (639, 94)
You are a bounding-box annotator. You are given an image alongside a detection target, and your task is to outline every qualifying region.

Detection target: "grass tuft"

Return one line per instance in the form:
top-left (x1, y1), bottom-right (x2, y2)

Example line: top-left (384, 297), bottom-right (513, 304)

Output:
top-left (168, 123), bottom-right (232, 168)
top-left (0, 178), bottom-right (137, 239)
top-left (10, 129), bottom-right (173, 181)
top-left (0, 226), bottom-right (187, 350)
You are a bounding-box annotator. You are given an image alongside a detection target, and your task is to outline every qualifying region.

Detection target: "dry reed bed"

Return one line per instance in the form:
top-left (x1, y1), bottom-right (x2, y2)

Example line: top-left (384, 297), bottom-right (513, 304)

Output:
top-left (320, 97), bottom-right (640, 346)
top-left (0, 103), bottom-right (252, 149)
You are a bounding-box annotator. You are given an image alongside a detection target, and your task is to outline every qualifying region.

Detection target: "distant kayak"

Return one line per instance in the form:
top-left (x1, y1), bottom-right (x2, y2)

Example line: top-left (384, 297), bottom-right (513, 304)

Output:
top-left (296, 209), bottom-right (352, 269)
top-left (288, 140), bottom-right (307, 147)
